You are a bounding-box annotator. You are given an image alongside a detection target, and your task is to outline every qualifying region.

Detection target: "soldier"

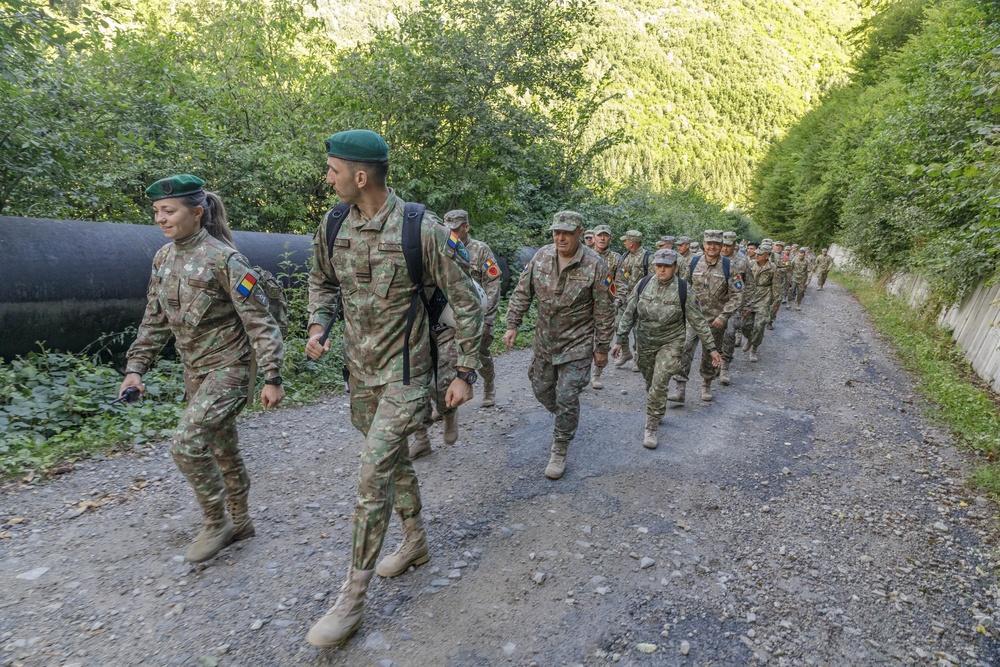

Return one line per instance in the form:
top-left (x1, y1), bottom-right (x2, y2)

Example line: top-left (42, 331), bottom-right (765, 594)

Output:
top-left (815, 248), bottom-right (834, 289)
top-left (583, 229), bottom-right (596, 249)
top-left (120, 175), bottom-right (285, 564)
top-left (504, 211), bottom-right (615, 479)
top-left (788, 247), bottom-right (810, 310)
top-left (661, 235), bottom-right (676, 250)
top-left (446, 210), bottom-right (502, 405)
top-left (613, 229), bottom-right (651, 371)
top-left (613, 249), bottom-right (720, 449)
top-left (719, 231), bottom-right (756, 385)
top-left (675, 235), bottom-right (692, 279)
top-left (591, 224), bottom-right (622, 389)
top-left (690, 241), bottom-right (701, 255)
top-left (304, 130), bottom-right (483, 648)
top-left (770, 241), bottom-right (789, 324)
top-left (669, 230), bottom-right (742, 403)
top-left (740, 243), bottom-right (782, 362)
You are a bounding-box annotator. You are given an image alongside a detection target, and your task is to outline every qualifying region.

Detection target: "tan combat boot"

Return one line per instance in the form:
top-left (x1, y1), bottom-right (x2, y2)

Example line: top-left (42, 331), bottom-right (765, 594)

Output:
top-left (749, 348), bottom-right (759, 363)
top-left (701, 378), bottom-right (714, 402)
top-left (443, 412), bottom-right (458, 446)
top-left (590, 364), bottom-right (604, 390)
top-left (409, 427), bottom-right (432, 459)
top-left (667, 380), bottom-right (686, 403)
top-left (718, 360), bottom-right (731, 386)
top-left (227, 495), bottom-right (255, 542)
top-left (185, 503), bottom-right (235, 563)
top-left (642, 416), bottom-right (658, 450)
top-left (742, 339), bottom-right (752, 352)
top-left (614, 347), bottom-right (633, 368)
top-left (376, 515), bottom-right (430, 578)
top-left (544, 440), bottom-right (569, 479)
top-left (305, 567), bottom-right (374, 648)
top-left (481, 381), bottom-right (496, 408)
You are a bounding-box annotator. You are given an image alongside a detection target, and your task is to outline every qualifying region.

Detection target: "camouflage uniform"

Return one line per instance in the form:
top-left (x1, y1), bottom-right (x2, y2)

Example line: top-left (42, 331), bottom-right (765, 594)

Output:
top-left (673, 256), bottom-right (742, 383)
top-left (770, 247), bottom-right (790, 317)
top-left (506, 243), bottom-right (615, 444)
top-left (815, 253), bottom-right (834, 288)
top-left (596, 247), bottom-right (623, 294)
top-left (789, 255), bottom-right (810, 307)
top-left (720, 249), bottom-right (756, 363)
top-left (464, 235), bottom-right (502, 389)
top-left (126, 227), bottom-right (283, 524)
top-left (615, 244), bottom-right (651, 358)
top-left (741, 257), bottom-right (781, 351)
top-left (617, 276), bottom-right (715, 421)
top-left (308, 191), bottom-right (483, 571)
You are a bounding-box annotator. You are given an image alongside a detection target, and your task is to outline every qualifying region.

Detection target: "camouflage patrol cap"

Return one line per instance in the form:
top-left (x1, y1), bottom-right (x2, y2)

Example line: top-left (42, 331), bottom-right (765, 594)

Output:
top-left (758, 243), bottom-right (773, 254)
top-left (594, 224), bottom-right (612, 237)
top-left (703, 229), bottom-right (724, 243)
top-left (722, 231), bottom-right (738, 245)
top-left (774, 241), bottom-right (785, 247)
top-left (549, 210), bottom-right (584, 232)
top-left (584, 229), bottom-right (595, 238)
top-left (661, 235), bottom-right (676, 244)
top-left (620, 229), bottom-right (643, 242)
top-left (676, 236), bottom-right (691, 245)
top-left (656, 237), bottom-right (670, 248)
top-left (326, 129), bottom-right (390, 163)
top-left (691, 242), bottom-right (701, 250)
top-left (146, 174), bottom-right (205, 201)
top-left (651, 249), bottom-right (678, 265)
top-left (443, 209), bottom-right (469, 230)
top-left (761, 238), bottom-right (773, 245)
top-left (797, 247), bottom-right (806, 253)
top-left (822, 247), bottom-right (829, 252)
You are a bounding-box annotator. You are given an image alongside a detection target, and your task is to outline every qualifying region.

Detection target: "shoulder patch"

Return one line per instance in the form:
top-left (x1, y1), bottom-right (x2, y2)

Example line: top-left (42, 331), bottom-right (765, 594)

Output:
top-left (447, 231), bottom-right (471, 262)
top-left (236, 271), bottom-right (259, 298)
top-left (483, 258), bottom-right (500, 279)
top-left (254, 289), bottom-right (269, 307)
top-left (604, 273), bottom-right (616, 297)
top-left (731, 273), bottom-right (744, 290)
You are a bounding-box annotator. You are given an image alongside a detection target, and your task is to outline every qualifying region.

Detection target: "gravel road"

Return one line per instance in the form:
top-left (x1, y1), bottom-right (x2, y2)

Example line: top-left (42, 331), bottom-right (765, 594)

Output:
top-left (2, 280), bottom-right (999, 667)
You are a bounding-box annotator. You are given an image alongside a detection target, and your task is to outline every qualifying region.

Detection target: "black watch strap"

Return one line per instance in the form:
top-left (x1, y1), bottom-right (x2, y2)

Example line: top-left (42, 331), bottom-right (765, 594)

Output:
top-left (264, 376), bottom-right (282, 386)
top-left (457, 369), bottom-right (477, 384)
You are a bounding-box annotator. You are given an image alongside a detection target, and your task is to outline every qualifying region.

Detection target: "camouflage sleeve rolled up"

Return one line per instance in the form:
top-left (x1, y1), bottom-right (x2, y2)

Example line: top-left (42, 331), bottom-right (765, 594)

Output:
top-left (615, 281), bottom-right (641, 340)
top-left (307, 209), bottom-right (343, 331)
top-left (592, 259), bottom-right (615, 354)
top-left (424, 220), bottom-right (484, 371)
top-left (125, 249), bottom-right (173, 376)
top-left (222, 253), bottom-right (284, 378)
top-left (467, 238), bottom-right (502, 327)
top-left (505, 257), bottom-right (536, 332)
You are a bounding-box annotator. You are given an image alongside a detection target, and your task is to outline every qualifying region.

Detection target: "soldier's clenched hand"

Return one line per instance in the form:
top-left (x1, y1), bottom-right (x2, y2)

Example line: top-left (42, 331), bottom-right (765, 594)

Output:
top-left (261, 384), bottom-right (285, 409)
top-left (445, 377), bottom-right (473, 408)
top-left (503, 329), bottom-right (517, 349)
top-left (711, 317), bottom-right (725, 330)
top-left (305, 330), bottom-right (330, 360)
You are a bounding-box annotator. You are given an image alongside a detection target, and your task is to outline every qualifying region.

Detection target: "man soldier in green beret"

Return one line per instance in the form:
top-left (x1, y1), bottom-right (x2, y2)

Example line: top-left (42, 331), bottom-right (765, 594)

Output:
top-left (445, 210), bottom-right (502, 406)
top-left (590, 224), bottom-right (622, 389)
top-left (504, 211), bottom-right (615, 479)
top-left (305, 130), bottom-right (483, 648)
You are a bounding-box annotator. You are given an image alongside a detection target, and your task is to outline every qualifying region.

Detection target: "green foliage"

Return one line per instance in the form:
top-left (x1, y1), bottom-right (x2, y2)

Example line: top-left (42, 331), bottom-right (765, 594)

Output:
top-left (836, 270), bottom-right (1000, 497)
top-left (751, 0), bottom-right (1000, 303)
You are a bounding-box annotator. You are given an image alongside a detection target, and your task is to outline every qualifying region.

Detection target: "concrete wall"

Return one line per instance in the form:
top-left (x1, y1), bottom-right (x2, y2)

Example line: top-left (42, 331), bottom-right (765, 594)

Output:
top-left (828, 243), bottom-right (1000, 392)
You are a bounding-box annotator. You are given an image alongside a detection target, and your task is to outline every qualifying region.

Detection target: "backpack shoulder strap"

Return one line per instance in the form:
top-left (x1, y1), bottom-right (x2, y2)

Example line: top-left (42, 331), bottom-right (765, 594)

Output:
top-left (324, 203), bottom-right (351, 259)
top-left (400, 202), bottom-right (427, 386)
top-left (678, 277), bottom-right (687, 327)
top-left (642, 250), bottom-right (651, 275)
top-left (637, 274), bottom-right (653, 296)
top-left (689, 254), bottom-right (700, 277)
top-left (722, 256), bottom-right (731, 282)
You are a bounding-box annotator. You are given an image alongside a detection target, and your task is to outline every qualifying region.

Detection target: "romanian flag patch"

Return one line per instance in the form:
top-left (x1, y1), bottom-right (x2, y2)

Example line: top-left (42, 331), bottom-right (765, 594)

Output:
top-left (484, 258), bottom-right (500, 279)
top-left (604, 273), bottom-right (616, 297)
top-left (236, 272), bottom-right (257, 297)
top-left (447, 231), bottom-right (460, 250)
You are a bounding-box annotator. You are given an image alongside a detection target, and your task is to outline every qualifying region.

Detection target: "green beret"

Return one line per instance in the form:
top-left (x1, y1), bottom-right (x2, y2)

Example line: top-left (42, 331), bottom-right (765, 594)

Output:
top-left (326, 130), bottom-right (390, 163)
top-left (549, 210), bottom-right (584, 232)
top-left (146, 174), bottom-right (205, 201)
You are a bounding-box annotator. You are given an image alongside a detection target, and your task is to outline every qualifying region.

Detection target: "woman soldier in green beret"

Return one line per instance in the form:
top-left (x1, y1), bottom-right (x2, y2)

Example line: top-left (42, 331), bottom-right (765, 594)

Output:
top-left (118, 175), bottom-right (285, 562)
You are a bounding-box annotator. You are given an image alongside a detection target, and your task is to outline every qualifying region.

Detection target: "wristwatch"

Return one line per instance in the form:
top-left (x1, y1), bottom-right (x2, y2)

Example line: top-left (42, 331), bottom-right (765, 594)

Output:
top-left (264, 375), bottom-right (283, 386)
top-left (456, 369), bottom-right (477, 385)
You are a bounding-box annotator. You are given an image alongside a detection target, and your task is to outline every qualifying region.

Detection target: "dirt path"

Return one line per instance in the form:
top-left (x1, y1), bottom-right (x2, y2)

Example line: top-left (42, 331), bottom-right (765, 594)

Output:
top-left (2, 281), bottom-right (999, 667)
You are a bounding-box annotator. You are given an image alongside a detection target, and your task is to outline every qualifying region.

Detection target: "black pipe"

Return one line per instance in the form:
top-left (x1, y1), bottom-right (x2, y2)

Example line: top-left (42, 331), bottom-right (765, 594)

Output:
top-left (0, 216), bottom-right (312, 359)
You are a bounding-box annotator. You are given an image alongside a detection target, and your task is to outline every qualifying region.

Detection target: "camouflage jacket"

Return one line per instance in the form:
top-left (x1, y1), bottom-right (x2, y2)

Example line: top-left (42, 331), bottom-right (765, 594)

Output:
top-left (748, 260), bottom-right (781, 312)
top-left (126, 228), bottom-right (284, 379)
top-left (772, 253), bottom-right (790, 276)
top-left (465, 235), bottom-right (502, 327)
top-left (683, 255), bottom-right (743, 322)
top-left (676, 250), bottom-right (691, 282)
top-left (617, 276), bottom-right (715, 352)
top-left (726, 251), bottom-right (756, 310)
top-left (596, 247), bottom-right (623, 297)
top-left (815, 255), bottom-right (834, 273)
top-left (506, 244), bottom-right (615, 364)
top-left (618, 247), bottom-right (651, 299)
top-left (790, 256), bottom-right (811, 283)
top-left (307, 191), bottom-right (483, 385)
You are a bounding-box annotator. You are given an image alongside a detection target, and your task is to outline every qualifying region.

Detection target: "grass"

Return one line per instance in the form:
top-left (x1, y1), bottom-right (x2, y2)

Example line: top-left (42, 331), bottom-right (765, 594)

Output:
top-left (835, 270), bottom-right (1000, 496)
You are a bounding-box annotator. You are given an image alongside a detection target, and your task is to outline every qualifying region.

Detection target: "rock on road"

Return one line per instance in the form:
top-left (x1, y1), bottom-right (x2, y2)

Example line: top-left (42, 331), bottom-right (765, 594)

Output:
top-left (2, 280), bottom-right (999, 667)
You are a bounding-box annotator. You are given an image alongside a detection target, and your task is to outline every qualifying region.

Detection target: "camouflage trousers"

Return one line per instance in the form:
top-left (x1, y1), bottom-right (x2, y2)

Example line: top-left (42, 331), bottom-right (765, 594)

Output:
top-left (348, 371), bottom-right (431, 571)
top-left (817, 271), bottom-right (829, 288)
top-left (674, 323), bottom-right (726, 383)
top-left (479, 324), bottom-right (495, 387)
top-left (789, 279), bottom-right (808, 306)
top-left (739, 309), bottom-right (770, 350)
top-left (426, 330), bottom-right (458, 418)
top-left (636, 339), bottom-right (685, 420)
top-left (720, 311), bottom-right (746, 363)
top-left (528, 356), bottom-right (591, 443)
top-left (172, 365), bottom-right (251, 516)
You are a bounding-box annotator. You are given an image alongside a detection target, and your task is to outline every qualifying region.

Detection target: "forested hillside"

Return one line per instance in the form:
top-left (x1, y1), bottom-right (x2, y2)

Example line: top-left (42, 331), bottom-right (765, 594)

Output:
top-left (1, 0), bottom-right (863, 252)
top-left (751, 0), bottom-right (1000, 302)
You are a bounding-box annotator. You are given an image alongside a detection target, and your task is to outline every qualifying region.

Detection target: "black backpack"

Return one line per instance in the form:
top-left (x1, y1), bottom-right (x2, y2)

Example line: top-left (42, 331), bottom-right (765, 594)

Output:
top-left (325, 202), bottom-right (446, 385)
top-left (636, 275), bottom-right (688, 328)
